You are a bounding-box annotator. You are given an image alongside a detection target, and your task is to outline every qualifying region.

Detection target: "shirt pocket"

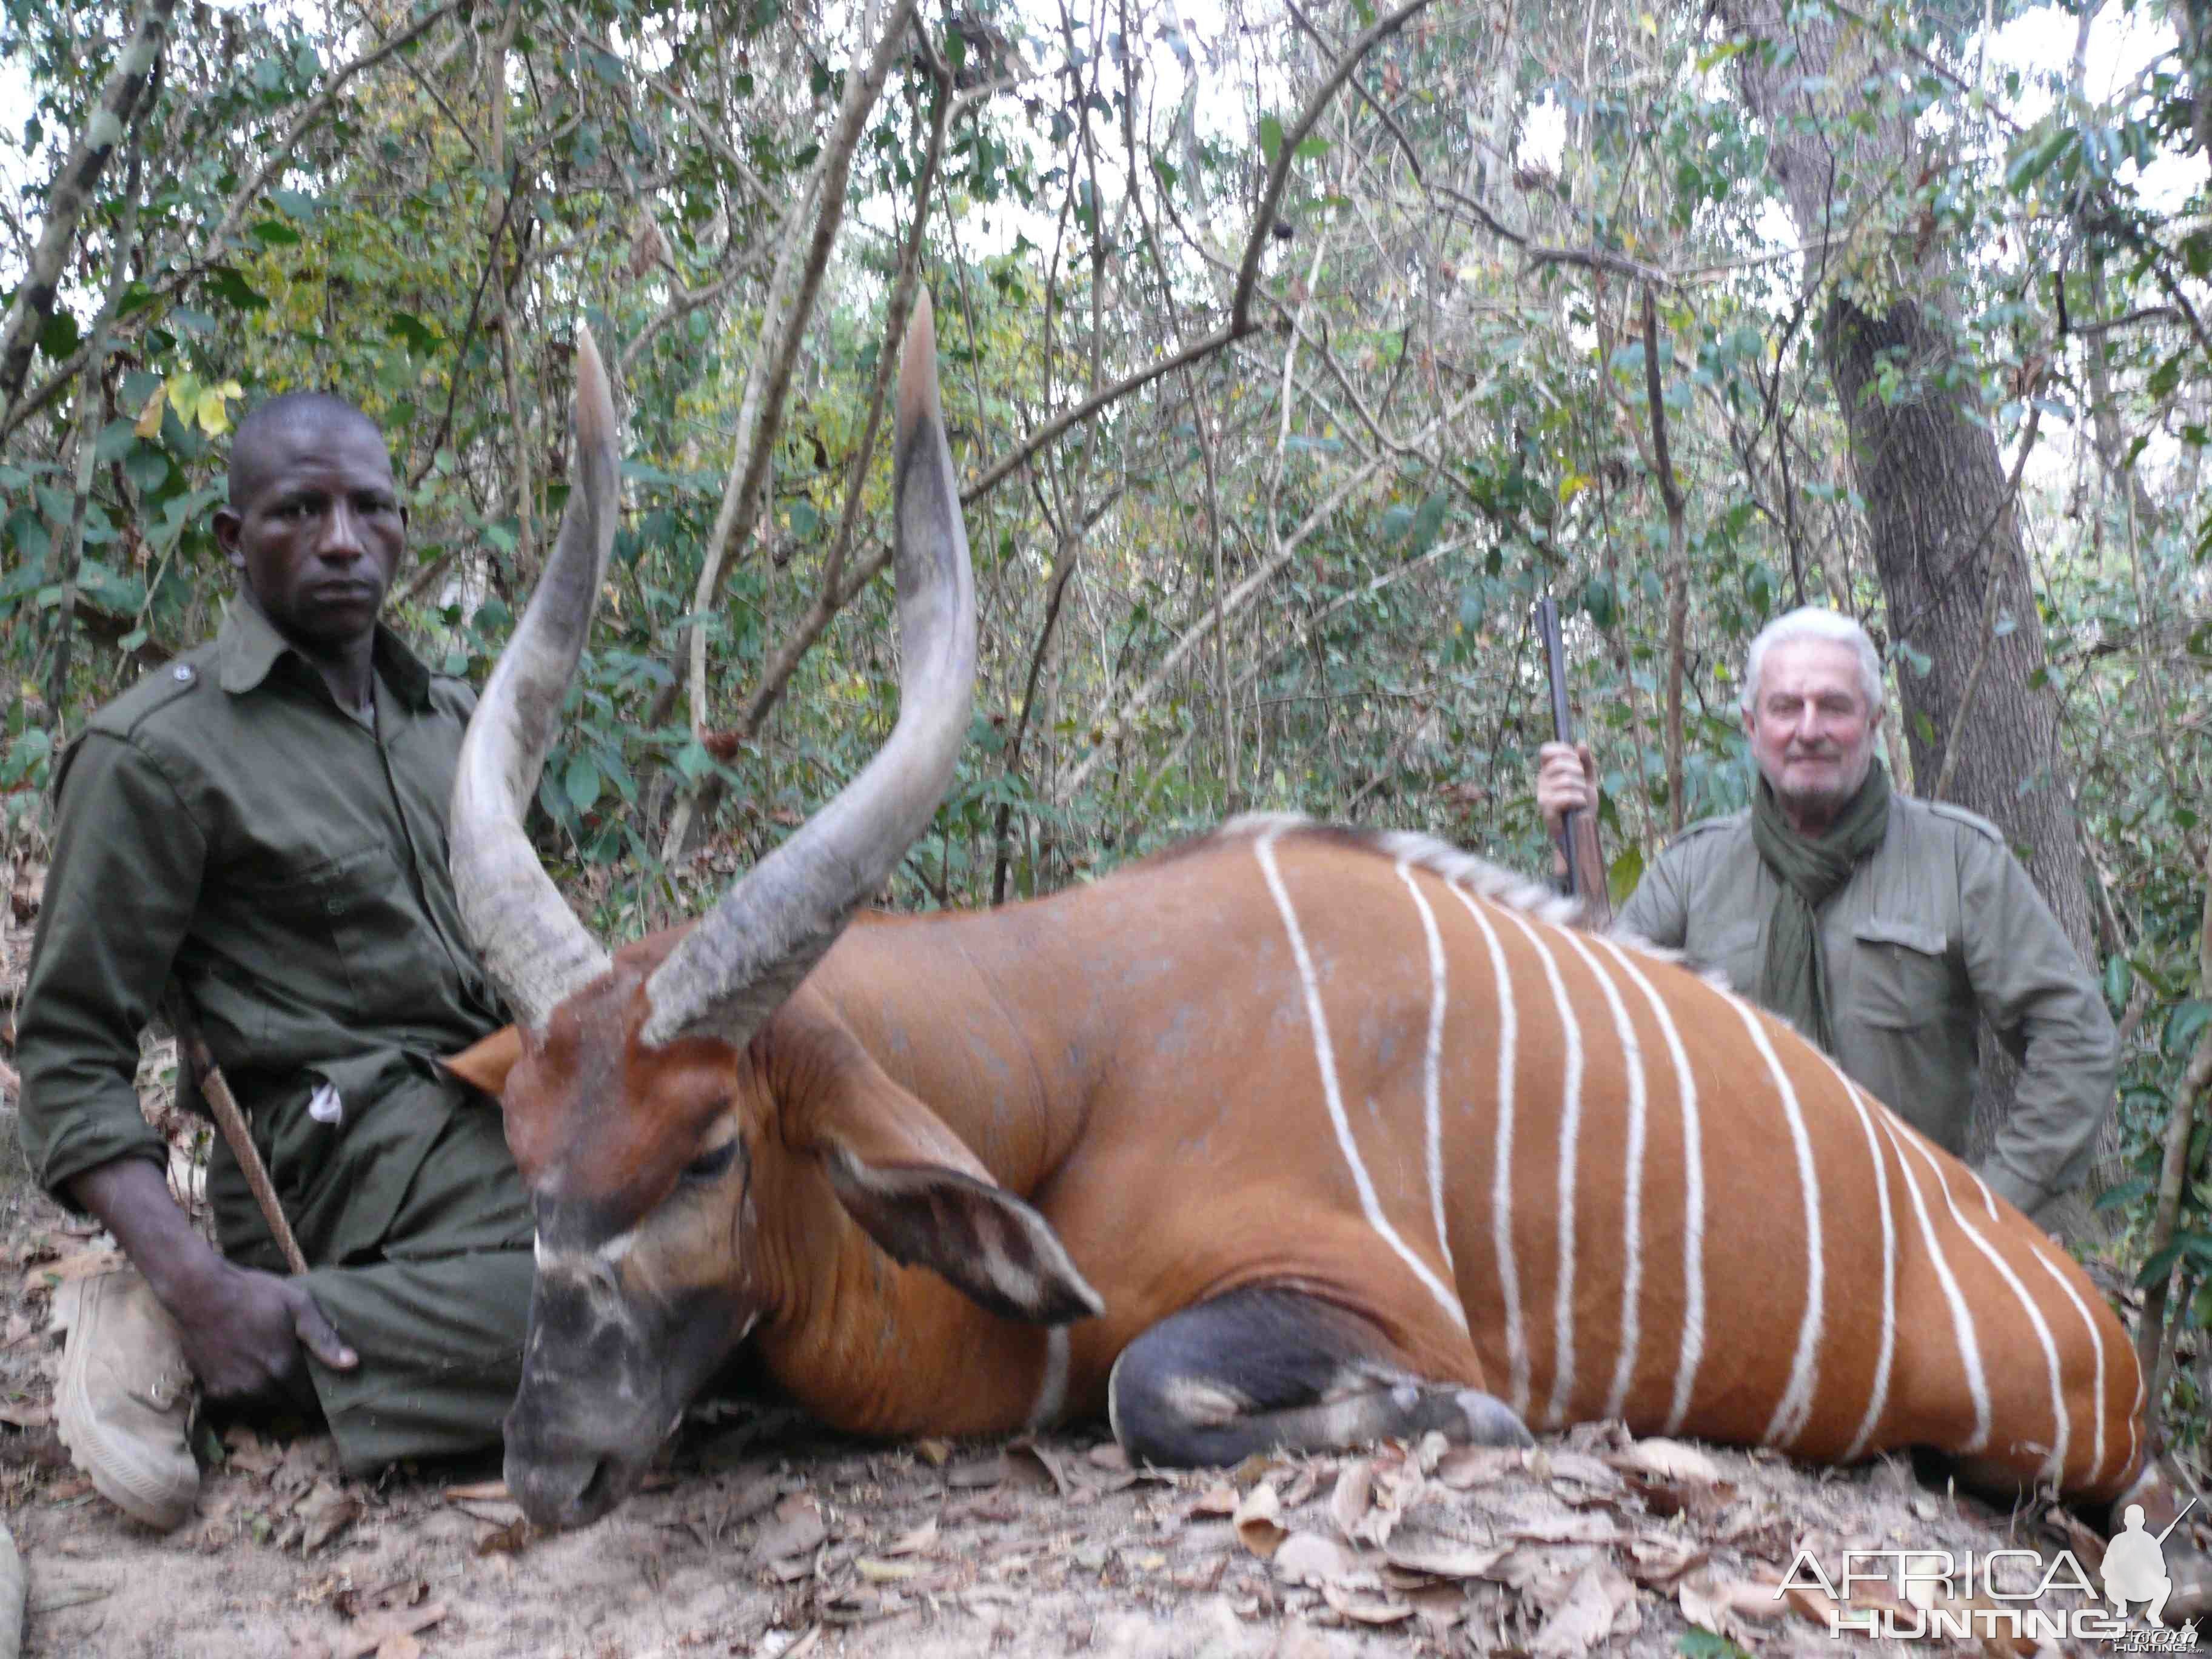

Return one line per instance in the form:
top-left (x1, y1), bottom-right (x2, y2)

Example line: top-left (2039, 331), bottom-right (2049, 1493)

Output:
top-left (1849, 917), bottom-right (1952, 1031)
top-left (235, 844), bottom-right (409, 1003)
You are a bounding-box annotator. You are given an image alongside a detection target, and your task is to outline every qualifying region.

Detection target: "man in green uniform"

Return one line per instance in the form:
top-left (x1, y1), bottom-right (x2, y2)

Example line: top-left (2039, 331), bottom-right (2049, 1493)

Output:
top-left (1536, 606), bottom-right (2116, 1229)
top-left (15, 391), bottom-right (531, 1529)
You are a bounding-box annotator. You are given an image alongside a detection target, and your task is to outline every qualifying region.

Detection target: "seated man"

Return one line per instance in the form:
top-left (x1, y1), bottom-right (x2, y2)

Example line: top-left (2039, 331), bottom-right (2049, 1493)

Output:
top-left (1535, 605), bottom-right (2116, 1230)
top-left (16, 391), bottom-right (531, 1528)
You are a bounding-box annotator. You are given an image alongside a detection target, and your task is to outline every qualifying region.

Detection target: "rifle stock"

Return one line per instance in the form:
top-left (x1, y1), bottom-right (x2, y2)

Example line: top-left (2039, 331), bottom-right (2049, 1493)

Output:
top-left (1534, 597), bottom-right (1612, 930)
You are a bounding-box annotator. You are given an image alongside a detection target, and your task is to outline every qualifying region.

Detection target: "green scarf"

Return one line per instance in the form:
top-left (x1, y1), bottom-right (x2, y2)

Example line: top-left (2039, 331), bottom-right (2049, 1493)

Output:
top-left (1751, 759), bottom-right (1892, 1052)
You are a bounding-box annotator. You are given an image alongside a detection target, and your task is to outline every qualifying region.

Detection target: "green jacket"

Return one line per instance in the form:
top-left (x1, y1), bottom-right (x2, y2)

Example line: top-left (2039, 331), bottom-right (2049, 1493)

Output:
top-left (16, 602), bottom-right (508, 1262)
top-left (1617, 793), bottom-right (2116, 1219)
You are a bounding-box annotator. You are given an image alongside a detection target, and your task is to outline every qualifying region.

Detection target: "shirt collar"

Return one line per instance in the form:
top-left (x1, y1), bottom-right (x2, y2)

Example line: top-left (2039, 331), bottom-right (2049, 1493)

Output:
top-left (215, 599), bottom-right (438, 711)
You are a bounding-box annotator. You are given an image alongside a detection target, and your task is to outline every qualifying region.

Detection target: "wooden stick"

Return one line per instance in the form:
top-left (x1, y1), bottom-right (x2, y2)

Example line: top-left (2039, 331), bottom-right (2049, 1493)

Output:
top-left (164, 993), bottom-right (307, 1276)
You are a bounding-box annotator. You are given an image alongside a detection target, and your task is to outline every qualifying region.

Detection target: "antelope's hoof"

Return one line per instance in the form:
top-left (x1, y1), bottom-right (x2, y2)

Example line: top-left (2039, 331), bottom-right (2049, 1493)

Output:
top-left (1454, 1389), bottom-right (1535, 1449)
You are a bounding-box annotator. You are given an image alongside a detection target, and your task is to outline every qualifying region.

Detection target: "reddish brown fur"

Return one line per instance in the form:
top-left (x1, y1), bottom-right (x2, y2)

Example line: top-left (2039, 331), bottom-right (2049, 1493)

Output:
top-left (466, 823), bottom-right (2150, 1502)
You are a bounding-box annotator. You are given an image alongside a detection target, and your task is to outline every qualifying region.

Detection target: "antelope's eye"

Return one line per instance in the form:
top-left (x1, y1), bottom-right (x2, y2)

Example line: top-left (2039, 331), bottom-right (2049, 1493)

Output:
top-left (684, 1139), bottom-right (740, 1182)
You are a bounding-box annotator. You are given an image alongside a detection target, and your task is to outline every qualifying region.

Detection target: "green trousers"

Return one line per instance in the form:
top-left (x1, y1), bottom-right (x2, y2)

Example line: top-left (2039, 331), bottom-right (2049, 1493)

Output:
top-left (210, 1087), bottom-right (532, 1475)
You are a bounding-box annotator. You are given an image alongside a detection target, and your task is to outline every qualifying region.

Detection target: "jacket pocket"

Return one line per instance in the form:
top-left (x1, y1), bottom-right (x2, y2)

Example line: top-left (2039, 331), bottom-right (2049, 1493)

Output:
top-left (1850, 917), bottom-right (1951, 1030)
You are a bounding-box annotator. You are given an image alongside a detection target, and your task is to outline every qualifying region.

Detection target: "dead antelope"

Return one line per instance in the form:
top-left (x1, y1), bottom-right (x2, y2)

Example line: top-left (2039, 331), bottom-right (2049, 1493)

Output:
top-left (443, 299), bottom-right (2202, 1617)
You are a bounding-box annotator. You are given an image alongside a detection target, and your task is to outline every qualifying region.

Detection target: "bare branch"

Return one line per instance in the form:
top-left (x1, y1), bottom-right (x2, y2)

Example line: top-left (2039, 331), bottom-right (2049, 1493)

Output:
top-left (0, 0), bottom-right (177, 426)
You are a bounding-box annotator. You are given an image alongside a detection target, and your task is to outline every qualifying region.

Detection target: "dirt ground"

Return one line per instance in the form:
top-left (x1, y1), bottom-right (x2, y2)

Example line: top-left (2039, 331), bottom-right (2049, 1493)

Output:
top-left (0, 865), bottom-right (2196, 1659)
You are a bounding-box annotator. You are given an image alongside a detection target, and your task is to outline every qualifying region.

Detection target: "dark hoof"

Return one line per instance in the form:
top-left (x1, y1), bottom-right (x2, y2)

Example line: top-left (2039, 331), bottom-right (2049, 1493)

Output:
top-left (1455, 1389), bottom-right (1535, 1448)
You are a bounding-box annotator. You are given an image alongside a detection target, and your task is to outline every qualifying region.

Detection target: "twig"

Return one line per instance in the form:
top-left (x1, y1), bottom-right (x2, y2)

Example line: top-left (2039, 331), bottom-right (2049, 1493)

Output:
top-left (677, 0), bottom-right (919, 752)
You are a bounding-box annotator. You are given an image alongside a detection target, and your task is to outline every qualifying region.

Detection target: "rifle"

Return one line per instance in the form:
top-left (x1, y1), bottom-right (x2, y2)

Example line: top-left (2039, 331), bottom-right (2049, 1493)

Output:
top-left (1534, 597), bottom-right (1612, 930)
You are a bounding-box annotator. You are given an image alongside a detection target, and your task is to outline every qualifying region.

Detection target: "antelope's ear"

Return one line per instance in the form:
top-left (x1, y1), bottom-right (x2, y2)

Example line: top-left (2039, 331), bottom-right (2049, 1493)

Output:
top-left (444, 1025), bottom-right (525, 1099)
top-left (806, 1054), bottom-right (1102, 1326)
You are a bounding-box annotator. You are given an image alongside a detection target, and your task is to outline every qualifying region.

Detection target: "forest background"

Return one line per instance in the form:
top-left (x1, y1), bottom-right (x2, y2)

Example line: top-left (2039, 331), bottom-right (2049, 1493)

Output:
top-left (2, 0), bottom-right (2210, 1452)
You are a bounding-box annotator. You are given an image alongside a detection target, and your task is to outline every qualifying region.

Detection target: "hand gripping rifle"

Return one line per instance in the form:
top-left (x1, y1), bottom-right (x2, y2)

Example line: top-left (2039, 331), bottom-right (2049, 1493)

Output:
top-left (1535, 596), bottom-right (1612, 930)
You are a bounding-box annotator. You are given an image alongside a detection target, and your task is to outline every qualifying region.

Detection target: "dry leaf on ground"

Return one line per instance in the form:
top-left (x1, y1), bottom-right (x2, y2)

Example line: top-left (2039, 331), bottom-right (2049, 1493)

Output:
top-left (332, 1600), bottom-right (444, 1659)
top-left (1611, 1438), bottom-right (1724, 1484)
top-left (1329, 1459), bottom-right (1373, 1540)
top-left (1272, 1530), bottom-right (1361, 1588)
top-left (1234, 1481), bottom-right (1289, 1559)
top-left (752, 1494), bottom-right (827, 1563)
top-left (883, 1518), bottom-right (938, 1557)
top-left (297, 1482), bottom-right (360, 1554)
top-left (1382, 1532), bottom-right (1509, 1581)
top-left (1530, 1562), bottom-right (1638, 1658)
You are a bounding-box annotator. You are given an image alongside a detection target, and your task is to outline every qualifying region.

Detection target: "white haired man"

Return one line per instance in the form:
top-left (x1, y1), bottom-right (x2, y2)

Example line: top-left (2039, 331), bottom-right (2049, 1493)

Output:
top-left (1536, 606), bottom-right (2116, 1227)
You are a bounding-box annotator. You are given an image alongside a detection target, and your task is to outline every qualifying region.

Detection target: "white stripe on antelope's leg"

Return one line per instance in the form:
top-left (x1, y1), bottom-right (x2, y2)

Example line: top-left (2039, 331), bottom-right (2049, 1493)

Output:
top-left (1900, 1136), bottom-right (2068, 1483)
top-left (1553, 929), bottom-right (1648, 1422)
top-left (1594, 938), bottom-right (1704, 1435)
top-left (1028, 1327), bottom-right (1071, 1430)
top-left (1730, 1004), bottom-right (1824, 1446)
top-left (1810, 1062), bottom-right (1898, 1463)
top-left (1254, 828), bottom-right (1468, 1333)
top-left (1874, 1114), bottom-right (1992, 1453)
top-left (2022, 1237), bottom-right (2108, 1488)
top-left (1444, 885), bottom-right (1529, 1418)
top-left (1395, 860), bottom-right (1456, 1282)
top-left (1487, 904), bottom-right (1586, 1429)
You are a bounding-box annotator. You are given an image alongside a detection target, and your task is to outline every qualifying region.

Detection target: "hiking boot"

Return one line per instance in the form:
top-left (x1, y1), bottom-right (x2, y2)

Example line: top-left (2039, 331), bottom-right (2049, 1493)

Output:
top-left (53, 1267), bottom-right (199, 1530)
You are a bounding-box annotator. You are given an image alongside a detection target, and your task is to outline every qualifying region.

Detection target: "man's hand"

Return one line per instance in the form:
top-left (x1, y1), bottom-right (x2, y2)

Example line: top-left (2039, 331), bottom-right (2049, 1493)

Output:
top-left (169, 1259), bottom-right (356, 1399)
top-left (1536, 742), bottom-right (1598, 876)
top-left (65, 1156), bottom-right (357, 1403)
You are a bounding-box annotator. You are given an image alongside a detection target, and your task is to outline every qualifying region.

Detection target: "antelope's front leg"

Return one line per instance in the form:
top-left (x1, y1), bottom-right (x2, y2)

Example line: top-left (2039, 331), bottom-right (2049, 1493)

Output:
top-left (1104, 1284), bottom-right (1530, 1467)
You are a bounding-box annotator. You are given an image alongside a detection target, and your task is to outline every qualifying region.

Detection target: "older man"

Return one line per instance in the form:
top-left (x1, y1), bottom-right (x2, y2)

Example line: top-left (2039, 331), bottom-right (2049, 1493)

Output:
top-left (17, 392), bottom-right (532, 1529)
top-left (1537, 606), bottom-right (2116, 1226)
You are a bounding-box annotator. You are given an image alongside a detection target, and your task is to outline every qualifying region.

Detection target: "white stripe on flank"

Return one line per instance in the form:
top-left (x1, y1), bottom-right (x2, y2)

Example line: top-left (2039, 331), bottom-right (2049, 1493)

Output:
top-left (1906, 1142), bottom-right (2068, 1482)
top-left (1255, 828), bottom-right (1467, 1333)
top-left (1395, 860), bottom-right (1458, 1282)
top-left (1811, 1062), bottom-right (1897, 1461)
top-left (1553, 930), bottom-right (1647, 1422)
top-left (1592, 938), bottom-right (1706, 1435)
top-left (2023, 1235), bottom-right (2107, 1487)
top-left (1443, 884), bottom-right (1529, 1416)
top-left (1028, 1327), bottom-right (1071, 1429)
top-left (1487, 904), bottom-right (1586, 1429)
top-left (1875, 1115), bottom-right (1992, 1452)
top-left (1734, 1005), bottom-right (1825, 1446)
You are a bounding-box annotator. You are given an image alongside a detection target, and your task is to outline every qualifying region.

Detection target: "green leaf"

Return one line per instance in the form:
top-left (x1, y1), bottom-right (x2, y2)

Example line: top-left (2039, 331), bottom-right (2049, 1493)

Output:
top-left (1608, 843), bottom-right (1644, 909)
top-left (2095, 1176), bottom-right (2153, 1213)
top-left (122, 444), bottom-right (173, 494)
top-left (564, 755), bottom-right (603, 814)
top-left (386, 310), bottom-right (441, 354)
top-left (205, 267), bottom-right (269, 313)
top-left (2167, 999), bottom-right (2212, 1060)
top-left (2103, 953), bottom-right (2134, 1011)
top-left (1676, 1634), bottom-right (1751, 1659)
top-left (1258, 113), bottom-right (1284, 165)
top-left (250, 218), bottom-right (302, 246)
top-left (37, 309), bottom-right (79, 360)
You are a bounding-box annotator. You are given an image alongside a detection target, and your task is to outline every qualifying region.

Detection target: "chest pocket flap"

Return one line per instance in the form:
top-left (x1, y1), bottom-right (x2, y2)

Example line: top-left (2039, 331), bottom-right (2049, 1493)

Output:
top-left (1850, 917), bottom-right (1951, 1029)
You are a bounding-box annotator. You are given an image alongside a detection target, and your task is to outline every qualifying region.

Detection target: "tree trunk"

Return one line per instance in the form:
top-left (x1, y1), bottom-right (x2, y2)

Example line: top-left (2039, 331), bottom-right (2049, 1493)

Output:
top-left (1716, 2), bottom-right (2106, 1208)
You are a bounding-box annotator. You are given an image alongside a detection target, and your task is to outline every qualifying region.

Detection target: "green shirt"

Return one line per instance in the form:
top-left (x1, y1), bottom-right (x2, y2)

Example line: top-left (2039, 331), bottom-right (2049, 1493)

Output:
top-left (1616, 793), bottom-right (2117, 1218)
top-left (16, 601), bottom-right (507, 1260)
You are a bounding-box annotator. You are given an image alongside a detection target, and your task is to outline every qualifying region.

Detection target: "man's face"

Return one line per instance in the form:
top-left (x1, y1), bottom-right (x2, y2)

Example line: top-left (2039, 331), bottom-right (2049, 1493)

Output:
top-left (1743, 638), bottom-right (1879, 827)
top-left (216, 411), bottom-right (404, 655)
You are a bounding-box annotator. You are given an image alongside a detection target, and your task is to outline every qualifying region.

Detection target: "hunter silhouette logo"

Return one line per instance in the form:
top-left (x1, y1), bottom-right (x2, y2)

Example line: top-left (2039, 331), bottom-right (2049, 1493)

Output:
top-left (2103, 1500), bottom-right (2197, 1628)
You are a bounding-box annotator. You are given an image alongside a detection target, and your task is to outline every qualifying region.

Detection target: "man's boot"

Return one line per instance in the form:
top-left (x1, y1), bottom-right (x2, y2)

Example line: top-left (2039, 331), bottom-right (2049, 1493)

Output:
top-left (53, 1267), bottom-right (199, 1530)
